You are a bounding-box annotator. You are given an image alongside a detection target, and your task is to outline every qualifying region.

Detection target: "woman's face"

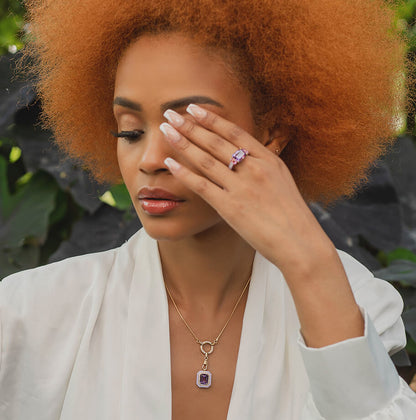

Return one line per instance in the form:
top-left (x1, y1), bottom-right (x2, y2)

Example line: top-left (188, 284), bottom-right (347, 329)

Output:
top-left (114, 33), bottom-right (263, 241)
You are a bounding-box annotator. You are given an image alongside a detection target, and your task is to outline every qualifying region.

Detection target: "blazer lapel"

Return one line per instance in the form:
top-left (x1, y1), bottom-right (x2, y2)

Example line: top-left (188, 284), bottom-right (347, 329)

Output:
top-left (120, 231), bottom-right (172, 419)
top-left (226, 252), bottom-right (268, 420)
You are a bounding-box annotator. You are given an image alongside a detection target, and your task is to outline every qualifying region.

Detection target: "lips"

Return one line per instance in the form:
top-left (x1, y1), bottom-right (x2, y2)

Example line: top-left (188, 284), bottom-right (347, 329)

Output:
top-left (138, 187), bottom-right (185, 215)
top-left (138, 187), bottom-right (184, 201)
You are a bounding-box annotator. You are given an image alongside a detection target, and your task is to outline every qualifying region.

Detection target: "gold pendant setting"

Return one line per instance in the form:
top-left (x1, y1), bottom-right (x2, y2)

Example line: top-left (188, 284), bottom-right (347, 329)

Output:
top-left (195, 340), bottom-right (215, 389)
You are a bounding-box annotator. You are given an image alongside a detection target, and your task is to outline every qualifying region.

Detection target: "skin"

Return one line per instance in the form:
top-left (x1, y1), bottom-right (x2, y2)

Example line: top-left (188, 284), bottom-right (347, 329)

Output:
top-left (114, 33), bottom-right (364, 420)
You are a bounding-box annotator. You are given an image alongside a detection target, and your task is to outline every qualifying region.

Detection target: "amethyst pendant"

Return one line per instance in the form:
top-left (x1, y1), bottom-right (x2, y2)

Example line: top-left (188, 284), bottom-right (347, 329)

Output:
top-left (196, 370), bottom-right (212, 388)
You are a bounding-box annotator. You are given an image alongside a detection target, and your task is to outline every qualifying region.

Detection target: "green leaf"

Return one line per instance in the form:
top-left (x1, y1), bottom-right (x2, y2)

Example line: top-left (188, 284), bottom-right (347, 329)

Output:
top-left (0, 156), bottom-right (58, 248)
top-left (9, 145), bottom-right (21, 163)
top-left (400, 308), bottom-right (416, 360)
top-left (387, 248), bottom-right (416, 264)
top-left (406, 334), bottom-right (416, 355)
top-left (0, 245), bottom-right (40, 279)
top-left (48, 190), bottom-right (68, 226)
top-left (0, 14), bottom-right (24, 53)
top-left (374, 260), bottom-right (416, 287)
top-left (109, 183), bottom-right (132, 211)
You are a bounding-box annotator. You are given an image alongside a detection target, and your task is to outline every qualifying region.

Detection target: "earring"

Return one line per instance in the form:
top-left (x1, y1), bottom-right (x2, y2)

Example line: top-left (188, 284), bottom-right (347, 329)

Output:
top-left (269, 135), bottom-right (281, 156)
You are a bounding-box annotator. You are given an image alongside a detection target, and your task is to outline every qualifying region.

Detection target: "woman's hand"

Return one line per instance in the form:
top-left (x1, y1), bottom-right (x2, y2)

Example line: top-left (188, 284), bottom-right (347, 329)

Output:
top-left (161, 104), bottom-right (364, 348)
top-left (161, 104), bottom-right (331, 276)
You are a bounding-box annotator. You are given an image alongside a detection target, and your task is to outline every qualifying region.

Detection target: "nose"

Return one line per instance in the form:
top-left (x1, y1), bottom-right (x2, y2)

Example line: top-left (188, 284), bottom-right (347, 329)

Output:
top-left (138, 127), bottom-right (172, 175)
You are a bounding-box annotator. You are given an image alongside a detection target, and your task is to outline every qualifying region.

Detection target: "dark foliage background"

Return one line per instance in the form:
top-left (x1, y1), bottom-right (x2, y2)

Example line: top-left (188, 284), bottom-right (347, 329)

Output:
top-left (2, 0), bottom-right (416, 385)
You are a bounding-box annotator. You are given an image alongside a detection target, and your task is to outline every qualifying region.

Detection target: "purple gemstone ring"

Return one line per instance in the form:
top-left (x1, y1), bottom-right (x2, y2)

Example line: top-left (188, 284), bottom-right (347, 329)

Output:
top-left (228, 148), bottom-right (250, 170)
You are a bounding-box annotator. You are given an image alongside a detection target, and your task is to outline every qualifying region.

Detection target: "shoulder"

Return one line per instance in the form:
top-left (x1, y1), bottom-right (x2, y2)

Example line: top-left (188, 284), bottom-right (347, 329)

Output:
top-left (0, 228), bottom-right (147, 312)
top-left (0, 228), bottom-right (152, 373)
top-left (336, 250), bottom-right (375, 287)
top-left (337, 249), bottom-right (402, 301)
top-left (1, 246), bottom-right (115, 305)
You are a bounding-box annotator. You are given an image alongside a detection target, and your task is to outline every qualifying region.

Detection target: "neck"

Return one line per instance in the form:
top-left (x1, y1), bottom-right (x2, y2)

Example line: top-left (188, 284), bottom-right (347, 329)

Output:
top-left (157, 222), bottom-right (255, 315)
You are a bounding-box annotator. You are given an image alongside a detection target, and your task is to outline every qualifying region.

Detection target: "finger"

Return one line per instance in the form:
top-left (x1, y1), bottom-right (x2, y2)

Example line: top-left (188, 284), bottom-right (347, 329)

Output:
top-left (160, 123), bottom-right (236, 188)
top-left (163, 109), bottom-right (237, 166)
top-left (185, 104), bottom-right (270, 158)
top-left (164, 157), bottom-right (227, 209)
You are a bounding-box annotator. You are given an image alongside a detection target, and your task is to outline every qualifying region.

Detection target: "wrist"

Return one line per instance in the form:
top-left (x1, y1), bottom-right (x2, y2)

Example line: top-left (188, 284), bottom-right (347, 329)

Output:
top-left (278, 243), bottom-right (365, 348)
top-left (277, 237), bottom-right (339, 283)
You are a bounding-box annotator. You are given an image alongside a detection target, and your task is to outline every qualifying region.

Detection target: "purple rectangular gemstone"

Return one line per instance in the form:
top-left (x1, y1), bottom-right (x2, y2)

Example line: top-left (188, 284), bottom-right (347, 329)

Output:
top-left (234, 150), bottom-right (246, 160)
top-left (199, 373), bottom-right (209, 385)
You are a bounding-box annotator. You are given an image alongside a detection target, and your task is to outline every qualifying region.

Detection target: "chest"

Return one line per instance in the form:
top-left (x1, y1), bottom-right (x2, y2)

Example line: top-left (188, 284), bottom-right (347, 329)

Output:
top-left (168, 304), bottom-right (246, 420)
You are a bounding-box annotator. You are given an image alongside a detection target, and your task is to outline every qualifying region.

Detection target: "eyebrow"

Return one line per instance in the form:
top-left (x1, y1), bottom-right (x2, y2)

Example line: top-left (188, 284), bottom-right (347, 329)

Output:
top-left (113, 95), bottom-right (224, 113)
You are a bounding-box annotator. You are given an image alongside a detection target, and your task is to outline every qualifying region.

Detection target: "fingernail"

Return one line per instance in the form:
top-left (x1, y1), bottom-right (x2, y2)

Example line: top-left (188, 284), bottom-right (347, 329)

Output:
top-left (186, 104), bottom-right (207, 119)
top-left (164, 157), bottom-right (181, 171)
top-left (163, 109), bottom-right (185, 127)
top-left (160, 123), bottom-right (181, 142)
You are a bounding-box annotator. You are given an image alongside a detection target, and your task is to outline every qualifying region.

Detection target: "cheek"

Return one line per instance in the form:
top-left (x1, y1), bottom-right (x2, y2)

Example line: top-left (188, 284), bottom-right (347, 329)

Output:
top-left (116, 143), bottom-right (126, 174)
top-left (117, 142), bottom-right (135, 182)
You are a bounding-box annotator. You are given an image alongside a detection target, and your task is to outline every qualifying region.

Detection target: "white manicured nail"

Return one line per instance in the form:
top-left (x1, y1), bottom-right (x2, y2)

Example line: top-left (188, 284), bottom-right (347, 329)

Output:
top-left (186, 104), bottom-right (207, 119)
top-left (160, 123), bottom-right (181, 142)
top-left (163, 109), bottom-right (185, 127)
top-left (164, 157), bottom-right (181, 171)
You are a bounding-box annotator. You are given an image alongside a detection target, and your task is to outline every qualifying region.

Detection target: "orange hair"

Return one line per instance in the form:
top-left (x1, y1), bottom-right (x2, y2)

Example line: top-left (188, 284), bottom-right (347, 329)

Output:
top-left (22, 0), bottom-right (411, 202)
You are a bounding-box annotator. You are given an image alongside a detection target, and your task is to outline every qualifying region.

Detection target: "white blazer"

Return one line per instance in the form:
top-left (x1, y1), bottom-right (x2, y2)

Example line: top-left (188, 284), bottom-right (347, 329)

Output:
top-left (1, 228), bottom-right (416, 419)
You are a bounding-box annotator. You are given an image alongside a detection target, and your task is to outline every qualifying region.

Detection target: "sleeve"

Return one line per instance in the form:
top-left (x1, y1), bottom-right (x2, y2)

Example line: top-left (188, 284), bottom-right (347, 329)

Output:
top-left (0, 285), bottom-right (3, 373)
top-left (298, 252), bottom-right (416, 420)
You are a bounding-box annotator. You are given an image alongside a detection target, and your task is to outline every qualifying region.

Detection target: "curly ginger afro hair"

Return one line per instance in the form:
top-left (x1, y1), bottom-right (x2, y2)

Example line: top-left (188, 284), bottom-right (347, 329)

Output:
top-left (23, 0), bottom-right (410, 202)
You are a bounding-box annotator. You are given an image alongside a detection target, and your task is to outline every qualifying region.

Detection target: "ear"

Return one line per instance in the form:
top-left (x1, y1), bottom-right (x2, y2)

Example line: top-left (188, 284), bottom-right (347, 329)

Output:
top-left (260, 125), bottom-right (290, 156)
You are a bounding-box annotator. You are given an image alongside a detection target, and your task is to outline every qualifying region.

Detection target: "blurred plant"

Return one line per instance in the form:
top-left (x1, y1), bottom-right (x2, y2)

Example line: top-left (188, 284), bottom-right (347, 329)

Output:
top-left (0, 0), bottom-right (25, 55)
top-left (0, 52), bottom-right (141, 278)
top-left (394, 0), bottom-right (416, 134)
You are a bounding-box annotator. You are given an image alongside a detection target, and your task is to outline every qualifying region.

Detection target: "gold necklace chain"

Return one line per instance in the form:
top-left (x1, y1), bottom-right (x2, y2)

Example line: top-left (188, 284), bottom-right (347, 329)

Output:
top-left (164, 276), bottom-right (251, 389)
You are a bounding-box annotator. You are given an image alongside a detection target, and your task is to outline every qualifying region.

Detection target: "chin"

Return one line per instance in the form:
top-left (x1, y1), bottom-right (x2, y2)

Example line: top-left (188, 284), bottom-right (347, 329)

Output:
top-left (139, 216), bottom-right (226, 243)
top-left (142, 225), bottom-right (193, 242)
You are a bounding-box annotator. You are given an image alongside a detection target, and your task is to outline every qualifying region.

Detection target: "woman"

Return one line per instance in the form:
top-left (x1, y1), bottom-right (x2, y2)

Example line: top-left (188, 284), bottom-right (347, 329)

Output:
top-left (1, 0), bottom-right (416, 418)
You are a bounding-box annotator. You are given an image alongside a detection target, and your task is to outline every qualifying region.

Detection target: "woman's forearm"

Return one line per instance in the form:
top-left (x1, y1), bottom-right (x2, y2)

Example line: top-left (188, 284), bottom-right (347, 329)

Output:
top-left (283, 244), bottom-right (365, 348)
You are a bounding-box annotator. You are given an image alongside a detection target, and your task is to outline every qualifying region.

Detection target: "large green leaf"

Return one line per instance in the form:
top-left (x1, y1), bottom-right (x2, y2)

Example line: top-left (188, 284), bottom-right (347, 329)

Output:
top-left (12, 111), bottom-right (107, 213)
top-left (49, 205), bottom-right (140, 263)
top-left (0, 155), bottom-right (58, 249)
top-left (403, 308), bottom-right (416, 345)
top-left (0, 245), bottom-right (39, 279)
top-left (374, 260), bottom-right (416, 287)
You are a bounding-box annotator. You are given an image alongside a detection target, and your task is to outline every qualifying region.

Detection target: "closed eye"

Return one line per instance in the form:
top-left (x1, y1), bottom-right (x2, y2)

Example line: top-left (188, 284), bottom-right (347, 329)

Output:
top-left (110, 130), bottom-right (145, 143)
